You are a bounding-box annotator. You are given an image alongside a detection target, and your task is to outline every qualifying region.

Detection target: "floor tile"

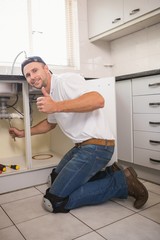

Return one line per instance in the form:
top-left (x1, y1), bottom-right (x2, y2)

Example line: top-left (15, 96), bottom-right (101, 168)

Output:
top-left (112, 196), bottom-right (136, 211)
top-left (35, 184), bottom-right (48, 194)
top-left (97, 214), bottom-right (160, 240)
top-left (0, 187), bottom-right (41, 204)
top-left (113, 191), bottom-right (160, 212)
top-left (71, 201), bottom-right (134, 229)
top-left (75, 231), bottom-right (106, 240)
top-left (140, 203), bottom-right (160, 224)
top-left (2, 195), bottom-right (47, 224)
top-left (17, 213), bottom-right (91, 240)
top-left (0, 181), bottom-right (159, 240)
top-left (143, 182), bottom-right (160, 195)
top-left (0, 207), bottom-right (13, 229)
top-left (0, 225), bottom-right (25, 240)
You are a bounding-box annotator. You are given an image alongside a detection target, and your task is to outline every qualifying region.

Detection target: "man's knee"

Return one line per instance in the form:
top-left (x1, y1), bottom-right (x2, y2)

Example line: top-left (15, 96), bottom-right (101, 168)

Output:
top-left (43, 188), bottom-right (70, 213)
top-left (48, 168), bottom-right (58, 187)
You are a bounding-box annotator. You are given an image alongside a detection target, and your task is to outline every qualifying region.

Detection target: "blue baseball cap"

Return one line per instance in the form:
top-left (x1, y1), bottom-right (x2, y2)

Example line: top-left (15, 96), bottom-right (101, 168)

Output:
top-left (21, 56), bottom-right (46, 75)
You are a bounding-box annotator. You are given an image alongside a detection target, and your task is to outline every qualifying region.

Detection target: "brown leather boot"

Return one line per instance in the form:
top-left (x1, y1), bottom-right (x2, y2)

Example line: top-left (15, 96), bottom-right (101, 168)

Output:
top-left (111, 162), bottom-right (122, 172)
top-left (124, 167), bottom-right (148, 209)
top-left (111, 162), bottom-right (137, 177)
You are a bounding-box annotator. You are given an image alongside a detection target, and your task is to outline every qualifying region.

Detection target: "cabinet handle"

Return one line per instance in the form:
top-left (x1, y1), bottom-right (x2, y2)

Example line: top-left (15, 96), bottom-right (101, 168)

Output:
top-left (129, 8), bottom-right (140, 15)
top-left (148, 82), bottom-right (160, 87)
top-left (112, 18), bottom-right (121, 24)
top-left (149, 158), bottom-right (160, 163)
top-left (149, 121), bottom-right (160, 125)
top-left (149, 102), bottom-right (160, 106)
top-left (149, 140), bottom-right (160, 144)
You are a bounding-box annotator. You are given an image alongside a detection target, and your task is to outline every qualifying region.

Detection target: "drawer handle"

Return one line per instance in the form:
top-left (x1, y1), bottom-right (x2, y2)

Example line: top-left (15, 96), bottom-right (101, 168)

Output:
top-left (149, 158), bottom-right (160, 163)
top-left (149, 102), bottom-right (160, 106)
top-left (149, 121), bottom-right (160, 125)
top-left (148, 82), bottom-right (160, 87)
top-left (149, 140), bottom-right (160, 144)
top-left (112, 18), bottom-right (121, 24)
top-left (129, 8), bottom-right (140, 15)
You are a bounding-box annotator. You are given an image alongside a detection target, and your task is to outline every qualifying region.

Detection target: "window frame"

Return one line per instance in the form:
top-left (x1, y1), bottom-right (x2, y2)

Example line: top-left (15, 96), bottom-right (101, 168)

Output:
top-left (0, 0), bottom-right (79, 71)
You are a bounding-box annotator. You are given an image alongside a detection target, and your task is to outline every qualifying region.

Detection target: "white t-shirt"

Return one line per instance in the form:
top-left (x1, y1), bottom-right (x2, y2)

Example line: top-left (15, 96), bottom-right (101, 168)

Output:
top-left (47, 73), bottom-right (114, 143)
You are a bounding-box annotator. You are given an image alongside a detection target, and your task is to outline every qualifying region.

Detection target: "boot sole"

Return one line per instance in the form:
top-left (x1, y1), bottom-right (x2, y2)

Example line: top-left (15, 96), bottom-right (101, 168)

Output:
top-left (134, 181), bottom-right (148, 209)
top-left (127, 167), bottom-right (148, 209)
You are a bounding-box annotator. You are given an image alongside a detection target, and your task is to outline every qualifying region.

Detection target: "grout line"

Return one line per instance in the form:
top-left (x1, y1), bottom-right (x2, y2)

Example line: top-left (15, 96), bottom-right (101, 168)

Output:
top-left (94, 212), bottom-right (137, 231)
top-left (15, 212), bottom-right (50, 225)
top-left (138, 201), bottom-right (160, 225)
top-left (0, 192), bottom-right (42, 206)
top-left (71, 231), bottom-right (95, 240)
top-left (70, 211), bottom-right (94, 230)
top-left (0, 206), bottom-right (26, 239)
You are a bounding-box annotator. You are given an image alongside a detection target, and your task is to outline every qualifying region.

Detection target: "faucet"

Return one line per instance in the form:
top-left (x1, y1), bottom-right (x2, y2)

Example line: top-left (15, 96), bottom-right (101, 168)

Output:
top-left (11, 51), bottom-right (27, 75)
top-left (0, 51), bottom-right (27, 120)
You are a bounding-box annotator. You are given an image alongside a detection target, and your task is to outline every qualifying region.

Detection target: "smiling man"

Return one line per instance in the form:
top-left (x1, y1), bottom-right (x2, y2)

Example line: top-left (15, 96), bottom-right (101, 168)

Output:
top-left (9, 56), bottom-right (148, 213)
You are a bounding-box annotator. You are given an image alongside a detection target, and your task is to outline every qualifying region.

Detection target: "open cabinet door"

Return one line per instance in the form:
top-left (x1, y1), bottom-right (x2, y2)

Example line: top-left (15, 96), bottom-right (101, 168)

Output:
top-left (86, 77), bottom-right (117, 165)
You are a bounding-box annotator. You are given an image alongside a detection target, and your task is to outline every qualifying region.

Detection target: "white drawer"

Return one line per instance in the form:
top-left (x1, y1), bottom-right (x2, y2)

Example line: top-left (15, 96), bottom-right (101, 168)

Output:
top-left (134, 131), bottom-right (160, 151)
top-left (133, 95), bottom-right (160, 113)
top-left (134, 148), bottom-right (160, 170)
top-left (133, 114), bottom-right (160, 132)
top-left (132, 75), bottom-right (160, 95)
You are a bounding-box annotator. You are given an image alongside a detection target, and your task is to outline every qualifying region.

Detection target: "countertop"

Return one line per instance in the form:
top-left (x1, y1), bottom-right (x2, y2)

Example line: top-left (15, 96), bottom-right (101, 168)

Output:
top-left (116, 69), bottom-right (160, 81)
top-left (1, 69), bottom-right (160, 82)
top-left (0, 75), bottom-right (95, 81)
top-left (0, 74), bottom-right (25, 82)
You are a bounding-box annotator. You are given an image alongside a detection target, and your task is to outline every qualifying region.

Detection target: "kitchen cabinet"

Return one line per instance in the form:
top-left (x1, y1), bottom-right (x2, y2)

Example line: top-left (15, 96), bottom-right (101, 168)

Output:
top-left (116, 71), bottom-right (160, 184)
top-left (116, 80), bottom-right (133, 163)
top-left (132, 75), bottom-right (160, 170)
top-left (124, 0), bottom-right (160, 22)
top-left (87, 0), bottom-right (160, 41)
top-left (87, 0), bottom-right (123, 39)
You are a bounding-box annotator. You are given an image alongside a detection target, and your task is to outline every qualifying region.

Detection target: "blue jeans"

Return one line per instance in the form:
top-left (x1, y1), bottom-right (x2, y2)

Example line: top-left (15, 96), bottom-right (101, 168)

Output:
top-left (49, 144), bottom-right (128, 210)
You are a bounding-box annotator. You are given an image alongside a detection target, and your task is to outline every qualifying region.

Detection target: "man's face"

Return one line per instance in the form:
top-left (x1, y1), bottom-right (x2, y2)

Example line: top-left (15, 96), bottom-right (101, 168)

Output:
top-left (23, 62), bottom-right (49, 89)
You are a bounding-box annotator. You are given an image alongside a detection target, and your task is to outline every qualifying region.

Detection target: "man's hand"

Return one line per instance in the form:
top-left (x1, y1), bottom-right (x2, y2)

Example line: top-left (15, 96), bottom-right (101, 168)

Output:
top-left (36, 87), bottom-right (58, 113)
top-left (9, 128), bottom-right (25, 140)
top-left (37, 87), bottom-right (105, 113)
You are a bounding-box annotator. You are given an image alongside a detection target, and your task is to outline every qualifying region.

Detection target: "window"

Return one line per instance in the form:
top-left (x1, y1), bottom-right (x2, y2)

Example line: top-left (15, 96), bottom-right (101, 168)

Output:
top-left (0, 0), bottom-right (78, 68)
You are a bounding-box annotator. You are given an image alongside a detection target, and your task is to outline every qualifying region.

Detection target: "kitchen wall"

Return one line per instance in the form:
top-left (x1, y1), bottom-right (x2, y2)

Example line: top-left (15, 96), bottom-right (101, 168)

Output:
top-left (77, 0), bottom-right (160, 78)
top-left (1, 1), bottom-right (160, 79)
top-left (77, 0), bottom-right (113, 78)
top-left (111, 23), bottom-right (160, 76)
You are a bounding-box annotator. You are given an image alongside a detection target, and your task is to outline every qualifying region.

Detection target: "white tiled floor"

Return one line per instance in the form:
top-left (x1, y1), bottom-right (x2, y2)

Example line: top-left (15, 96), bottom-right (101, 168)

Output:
top-left (0, 180), bottom-right (160, 240)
